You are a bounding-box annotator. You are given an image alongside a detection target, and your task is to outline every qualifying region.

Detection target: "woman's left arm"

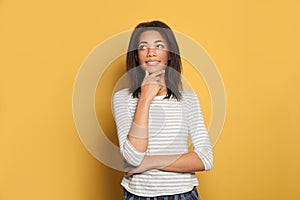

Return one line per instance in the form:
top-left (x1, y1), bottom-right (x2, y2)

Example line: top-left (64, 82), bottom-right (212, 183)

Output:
top-left (183, 91), bottom-right (214, 171)
top-left (126, 152), bottom-right (204, 175)
top-left (158, 152), bottom-right (206, 172)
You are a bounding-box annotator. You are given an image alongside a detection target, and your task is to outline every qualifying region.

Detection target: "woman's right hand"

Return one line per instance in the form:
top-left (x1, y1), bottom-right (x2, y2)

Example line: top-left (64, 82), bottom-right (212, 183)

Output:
top-left (140, 70), bottom-right (165, 101)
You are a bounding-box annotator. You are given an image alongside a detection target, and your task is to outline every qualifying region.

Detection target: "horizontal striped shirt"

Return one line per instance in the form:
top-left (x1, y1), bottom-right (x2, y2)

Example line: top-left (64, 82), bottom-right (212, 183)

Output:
top-left (112, 88), bottom-right (213, 197)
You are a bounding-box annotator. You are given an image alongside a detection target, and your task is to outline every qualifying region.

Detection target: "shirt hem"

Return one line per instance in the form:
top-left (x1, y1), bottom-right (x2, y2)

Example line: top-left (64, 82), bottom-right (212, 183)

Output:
top-left (121, 182), bottom-right (199, 197)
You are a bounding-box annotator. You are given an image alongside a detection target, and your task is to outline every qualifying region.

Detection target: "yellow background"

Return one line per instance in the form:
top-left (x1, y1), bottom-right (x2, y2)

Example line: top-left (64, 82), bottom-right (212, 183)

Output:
top-left (1, 0), bottom-right (300, 199)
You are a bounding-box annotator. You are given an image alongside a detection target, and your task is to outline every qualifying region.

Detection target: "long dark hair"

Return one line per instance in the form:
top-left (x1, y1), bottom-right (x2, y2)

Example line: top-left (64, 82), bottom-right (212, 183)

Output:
top-left (126, 20), bottom-right (182, 100)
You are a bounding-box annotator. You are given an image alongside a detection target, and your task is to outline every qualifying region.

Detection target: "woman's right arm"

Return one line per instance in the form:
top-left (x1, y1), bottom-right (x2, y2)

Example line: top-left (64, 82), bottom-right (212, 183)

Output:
top-left (113, 70), bottom-right (165, 167)
top-left (126, 96), bottom-right (151, 152)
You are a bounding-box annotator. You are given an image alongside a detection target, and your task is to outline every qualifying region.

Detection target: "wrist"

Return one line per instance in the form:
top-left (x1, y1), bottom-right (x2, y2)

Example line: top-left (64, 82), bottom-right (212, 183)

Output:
top-left (138, 95), bottom-right (152, 105)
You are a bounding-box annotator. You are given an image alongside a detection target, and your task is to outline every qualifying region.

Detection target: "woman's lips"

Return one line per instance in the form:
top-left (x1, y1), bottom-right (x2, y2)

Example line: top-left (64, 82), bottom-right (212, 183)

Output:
top-left (146, 61), bottom-right (160, 66)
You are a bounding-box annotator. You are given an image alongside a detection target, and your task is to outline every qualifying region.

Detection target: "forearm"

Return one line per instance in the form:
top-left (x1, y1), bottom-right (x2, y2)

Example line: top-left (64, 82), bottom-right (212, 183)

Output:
top-left (150, 152), bottom-right (205, 173)
top-left (127, 70), bottom-right (165, 153)
top-left (144, 152), bottom-right (205, 172)
top-left (126, 152), bottom-right (205, 176)
top-left (128, 97), bottom-right (151, 152)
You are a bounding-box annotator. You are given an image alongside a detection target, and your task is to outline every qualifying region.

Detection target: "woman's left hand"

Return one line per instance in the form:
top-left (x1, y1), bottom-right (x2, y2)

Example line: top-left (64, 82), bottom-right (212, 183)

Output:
top-left (126, 156), bottom-right (154, 176)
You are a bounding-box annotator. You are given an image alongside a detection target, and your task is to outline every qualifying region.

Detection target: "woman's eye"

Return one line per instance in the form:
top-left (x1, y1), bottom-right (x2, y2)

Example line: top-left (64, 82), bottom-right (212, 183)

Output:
top-left (138, 45), bottom-right (147, 50)
top-left (157, 44), bottom-right (164, 49)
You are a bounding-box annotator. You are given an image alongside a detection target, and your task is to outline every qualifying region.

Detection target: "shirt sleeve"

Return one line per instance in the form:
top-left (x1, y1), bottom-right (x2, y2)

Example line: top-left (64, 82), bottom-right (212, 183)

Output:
top-left (186, 91), bottom-right (214, 171)
top-left (112, 90), bottom-right (146, 167)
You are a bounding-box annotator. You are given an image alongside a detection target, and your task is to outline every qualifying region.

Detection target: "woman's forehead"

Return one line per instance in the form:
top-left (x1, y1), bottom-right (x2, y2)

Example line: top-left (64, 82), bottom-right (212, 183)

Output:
top-left (139, 30), bottom-right (165, 42)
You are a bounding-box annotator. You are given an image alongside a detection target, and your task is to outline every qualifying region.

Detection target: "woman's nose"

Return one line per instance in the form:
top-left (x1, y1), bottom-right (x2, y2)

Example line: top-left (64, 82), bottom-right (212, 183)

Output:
top-left (147, 47), bottom-right (157, 57)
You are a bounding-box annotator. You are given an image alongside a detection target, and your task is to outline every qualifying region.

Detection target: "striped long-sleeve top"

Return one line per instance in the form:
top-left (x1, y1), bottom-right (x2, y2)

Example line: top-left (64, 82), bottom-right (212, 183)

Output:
top-left (112, 88), bottom-right (213, 197)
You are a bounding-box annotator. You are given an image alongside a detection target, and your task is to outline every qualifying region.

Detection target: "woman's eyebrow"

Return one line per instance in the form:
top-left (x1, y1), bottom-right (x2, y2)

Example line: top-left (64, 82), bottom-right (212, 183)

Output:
top-left (139, 40), bottom-right (165, 44)
top-left (154, 40), bottom-right (164, 43)
top-left (139, 41), bottom-right (148, 44)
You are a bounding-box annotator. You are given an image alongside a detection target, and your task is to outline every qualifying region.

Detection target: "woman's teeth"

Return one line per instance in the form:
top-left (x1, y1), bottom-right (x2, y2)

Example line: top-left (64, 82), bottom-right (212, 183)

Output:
top-left (146, 61), bottom-right (160, 65)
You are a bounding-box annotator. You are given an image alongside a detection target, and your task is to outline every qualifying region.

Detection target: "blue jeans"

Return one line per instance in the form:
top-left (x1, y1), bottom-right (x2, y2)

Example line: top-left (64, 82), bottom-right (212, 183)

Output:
top-left (123, 187), bottom-right (200, 200)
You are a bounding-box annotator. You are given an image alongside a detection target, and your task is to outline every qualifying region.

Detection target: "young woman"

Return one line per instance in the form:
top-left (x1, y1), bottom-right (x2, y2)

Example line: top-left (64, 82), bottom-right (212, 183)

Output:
top-left (112, 20), bottom-right (213, 200)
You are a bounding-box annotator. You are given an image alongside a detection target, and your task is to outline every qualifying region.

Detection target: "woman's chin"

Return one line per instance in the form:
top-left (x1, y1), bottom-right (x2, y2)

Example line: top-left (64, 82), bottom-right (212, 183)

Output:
top-left (144, 66), bottom-right (166, 74)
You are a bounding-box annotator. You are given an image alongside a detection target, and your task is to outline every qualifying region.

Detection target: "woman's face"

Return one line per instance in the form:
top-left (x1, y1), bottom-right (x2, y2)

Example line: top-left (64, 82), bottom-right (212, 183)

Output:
top-left (137, 30), bottom-right (169, 74)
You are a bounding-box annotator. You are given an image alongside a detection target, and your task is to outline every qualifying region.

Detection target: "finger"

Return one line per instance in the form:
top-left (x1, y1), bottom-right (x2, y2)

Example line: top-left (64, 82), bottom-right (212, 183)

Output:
top-left (149, 70), bottom-right (165, 78)
top-left (144, 70), bottom-right (149, 77)
top-left (143, 79), bottom-right (161, 86)
top-left (147, 76), bottom-right (160, 81)
top-left (154, 77), bottom-right (160, 81)
top-left (142, 75), bottom-right (161, 84)
top-left (148, 70), bottom-right (165, 78)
